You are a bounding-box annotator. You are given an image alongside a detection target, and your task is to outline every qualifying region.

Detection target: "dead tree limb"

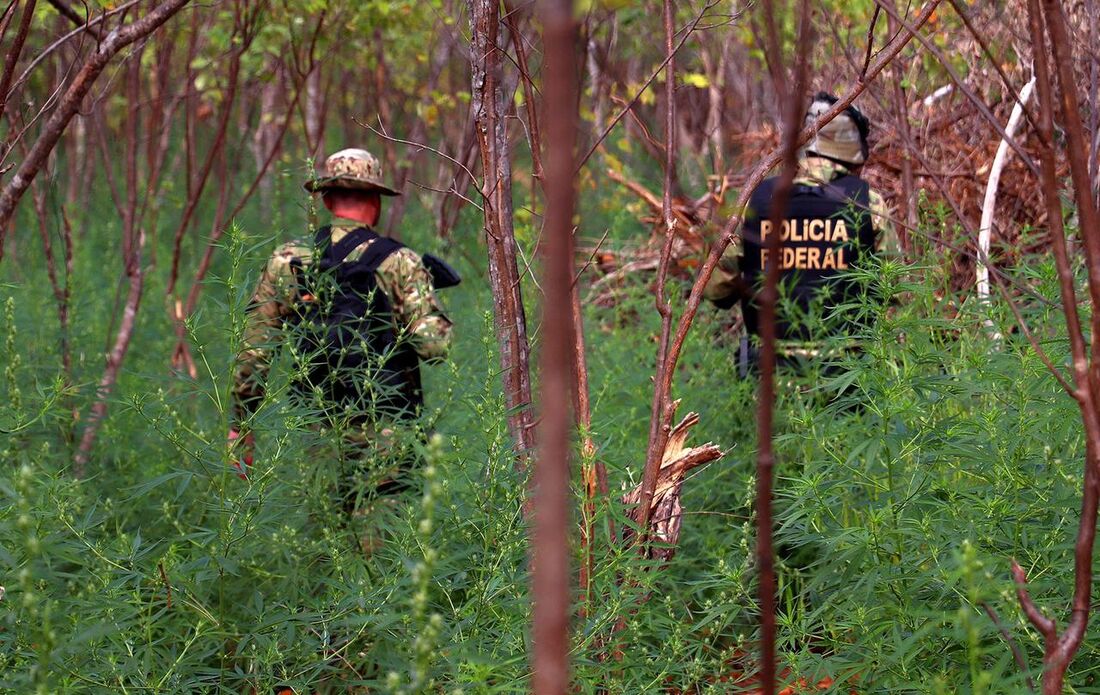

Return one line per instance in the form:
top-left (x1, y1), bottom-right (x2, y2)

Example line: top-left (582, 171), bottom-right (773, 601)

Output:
top-left (977, 76), bottom-right (1036, 315)
top-left (635, 0), bottom-right (680, 546)
top-left (623, 408), bottom-right (723, 563)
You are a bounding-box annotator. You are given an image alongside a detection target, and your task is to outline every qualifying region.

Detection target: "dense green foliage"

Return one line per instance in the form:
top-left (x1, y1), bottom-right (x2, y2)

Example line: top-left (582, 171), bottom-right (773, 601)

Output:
top-left (0, 169), bottom-right (1098, 693)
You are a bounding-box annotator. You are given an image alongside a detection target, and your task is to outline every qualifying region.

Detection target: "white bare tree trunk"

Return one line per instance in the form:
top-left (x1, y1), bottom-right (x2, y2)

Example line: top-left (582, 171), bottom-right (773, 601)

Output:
top-left (977, 76), bottom-right (1037, 311)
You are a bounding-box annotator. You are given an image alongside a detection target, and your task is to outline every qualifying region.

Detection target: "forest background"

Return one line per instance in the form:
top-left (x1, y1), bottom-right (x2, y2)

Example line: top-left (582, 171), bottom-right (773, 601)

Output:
top-left (2, 0), bottom-right (1100, 692)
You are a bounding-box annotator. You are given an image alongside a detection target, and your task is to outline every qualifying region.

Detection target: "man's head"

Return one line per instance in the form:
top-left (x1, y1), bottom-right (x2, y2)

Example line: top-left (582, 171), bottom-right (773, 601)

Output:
top-left (320, 188), bottom-right (383, 226)
top-left (305, 148), bottom-right (400, 225)
top-left (801, 93), bottom-right (870, 168)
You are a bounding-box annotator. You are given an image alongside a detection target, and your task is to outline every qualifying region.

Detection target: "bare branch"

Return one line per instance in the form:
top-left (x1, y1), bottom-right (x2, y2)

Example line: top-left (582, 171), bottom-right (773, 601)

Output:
top-left (0, 0), bottom-right (193, 256)
top-left (45, 0), bottom-right (106, 39)
top-left (1011, 560), bottom-right (1056, 640)
top-left (860, 5), bottom-right (881, 81)
top-left (981, 601), bottom-right (1036, 691)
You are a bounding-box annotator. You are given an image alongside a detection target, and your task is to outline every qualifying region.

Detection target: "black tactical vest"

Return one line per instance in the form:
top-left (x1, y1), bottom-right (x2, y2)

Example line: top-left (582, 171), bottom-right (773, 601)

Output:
top-left (739, 175), bottom-right (875, 342)
top-left (289, 225), bottom-right (423, 421)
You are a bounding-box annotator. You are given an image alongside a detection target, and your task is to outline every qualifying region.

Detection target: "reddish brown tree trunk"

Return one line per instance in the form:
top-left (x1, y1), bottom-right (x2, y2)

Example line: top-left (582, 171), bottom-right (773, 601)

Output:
top-left (1011, 1), bottom-right (1100, 691)
top-left (532, 1), bottom-right (579, 690)
top-left (0, 0), bottom-right (38, 121)
top-left (753, 0), bottom-right (813, 688)
top-left (635, 0), bottom-right (679, 543)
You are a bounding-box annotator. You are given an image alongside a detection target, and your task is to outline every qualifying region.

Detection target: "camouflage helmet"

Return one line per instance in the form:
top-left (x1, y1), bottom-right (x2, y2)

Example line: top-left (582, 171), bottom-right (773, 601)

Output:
top-left (304, 148), bottom-right (401, 196)
top-left (801, 93), bottom-right (870, 167)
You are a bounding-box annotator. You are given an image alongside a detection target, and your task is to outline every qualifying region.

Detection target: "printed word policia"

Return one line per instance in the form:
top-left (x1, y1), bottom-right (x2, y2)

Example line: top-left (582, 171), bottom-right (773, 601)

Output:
top-left (759, 216), bottom-right (857, 271)
top-left (704, 92), bottom-right (899, 371)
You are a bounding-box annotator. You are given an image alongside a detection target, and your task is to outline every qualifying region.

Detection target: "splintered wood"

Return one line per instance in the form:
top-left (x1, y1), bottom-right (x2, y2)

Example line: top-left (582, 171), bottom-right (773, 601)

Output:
top-left (622, 404), bottom-right (723, 562)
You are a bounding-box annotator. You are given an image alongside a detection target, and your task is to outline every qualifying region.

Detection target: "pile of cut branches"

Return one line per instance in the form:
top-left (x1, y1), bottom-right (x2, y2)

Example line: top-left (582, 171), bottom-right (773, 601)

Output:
top-left (584, 168), bottom-right (729, 307)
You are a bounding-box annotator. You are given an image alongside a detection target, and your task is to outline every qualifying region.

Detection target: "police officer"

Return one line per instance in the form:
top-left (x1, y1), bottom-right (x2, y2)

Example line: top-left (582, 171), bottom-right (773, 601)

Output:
top-left (230, 148), bottom-right (453, 499)
top-left (704, 93), bottom-right (897, 375)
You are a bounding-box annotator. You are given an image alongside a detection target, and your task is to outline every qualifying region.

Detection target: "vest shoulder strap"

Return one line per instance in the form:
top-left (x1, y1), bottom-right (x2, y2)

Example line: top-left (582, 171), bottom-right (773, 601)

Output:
top-left (355, 234), bottom-right (405, 273)
top-left (314, 225), bottom-right (378, 266)
top-left (819, 175), bottom-right (871, 205)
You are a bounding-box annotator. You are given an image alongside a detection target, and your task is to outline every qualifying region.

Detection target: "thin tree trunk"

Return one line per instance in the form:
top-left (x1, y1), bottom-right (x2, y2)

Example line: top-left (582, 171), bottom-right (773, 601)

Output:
top-left (0, 0), bottom-right (39, 122)
top-left (752, 1), bottom-right (812, 689)
top-left (73, 229), bottom-right (145, 476)
top-left (635, 0), bottom-right (679, 543)
top-left (0, 0), bottom-right (192, 256)
top-left (469, 0), bottom-right (535, 459)
top-left (29, 178), bottom-right (75, 439)
top-left (532, 2), bottom-right (578, 689)
top-left (166, 46), bottom-right (241, 298)
top-left (1011, 2), bottom-right (1100, 691)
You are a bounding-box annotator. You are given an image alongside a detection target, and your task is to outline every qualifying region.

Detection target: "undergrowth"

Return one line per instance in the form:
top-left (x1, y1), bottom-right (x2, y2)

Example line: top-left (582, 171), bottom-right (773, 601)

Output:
top-left (0, 181), bottom-right (1096, 693)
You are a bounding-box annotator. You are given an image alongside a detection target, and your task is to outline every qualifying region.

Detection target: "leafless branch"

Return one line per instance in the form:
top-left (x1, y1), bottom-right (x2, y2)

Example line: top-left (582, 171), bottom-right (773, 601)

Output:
top-left (575, 0), bottom-right (724, 172)
top-left (0, 0), bottom-right (193, 257)
top-left (981, 600), bottom-right (1036, 691)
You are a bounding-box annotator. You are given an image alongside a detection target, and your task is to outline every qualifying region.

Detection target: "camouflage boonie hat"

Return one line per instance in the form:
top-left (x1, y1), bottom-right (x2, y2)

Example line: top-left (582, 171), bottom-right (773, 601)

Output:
top-left (304, 148), bottom-right (401, 196)
top-left (801, 93), bottom-right (869, 167)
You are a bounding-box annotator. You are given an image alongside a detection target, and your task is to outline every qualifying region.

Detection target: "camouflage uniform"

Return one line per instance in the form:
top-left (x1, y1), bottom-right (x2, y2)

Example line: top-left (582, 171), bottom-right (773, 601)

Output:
top-left (703, 155), bottom-right (898, 305)
top-left (232, 149), bottom-right (453, 503)
top-left (704, 94), bottom-right (896, 365)
top-left (232, 219), bottom-right (451, 418)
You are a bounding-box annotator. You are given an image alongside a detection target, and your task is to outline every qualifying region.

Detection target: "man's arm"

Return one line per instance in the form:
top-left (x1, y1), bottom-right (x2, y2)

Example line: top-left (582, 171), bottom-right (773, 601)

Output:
top-left (868, 188), bottom-right (900, 256)
top-left (703, 243), bottom-right (750, 309)
top-left (232, 243), bottom-right (308, 422)
top-left (376, 247), bottom-right (453, 360)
